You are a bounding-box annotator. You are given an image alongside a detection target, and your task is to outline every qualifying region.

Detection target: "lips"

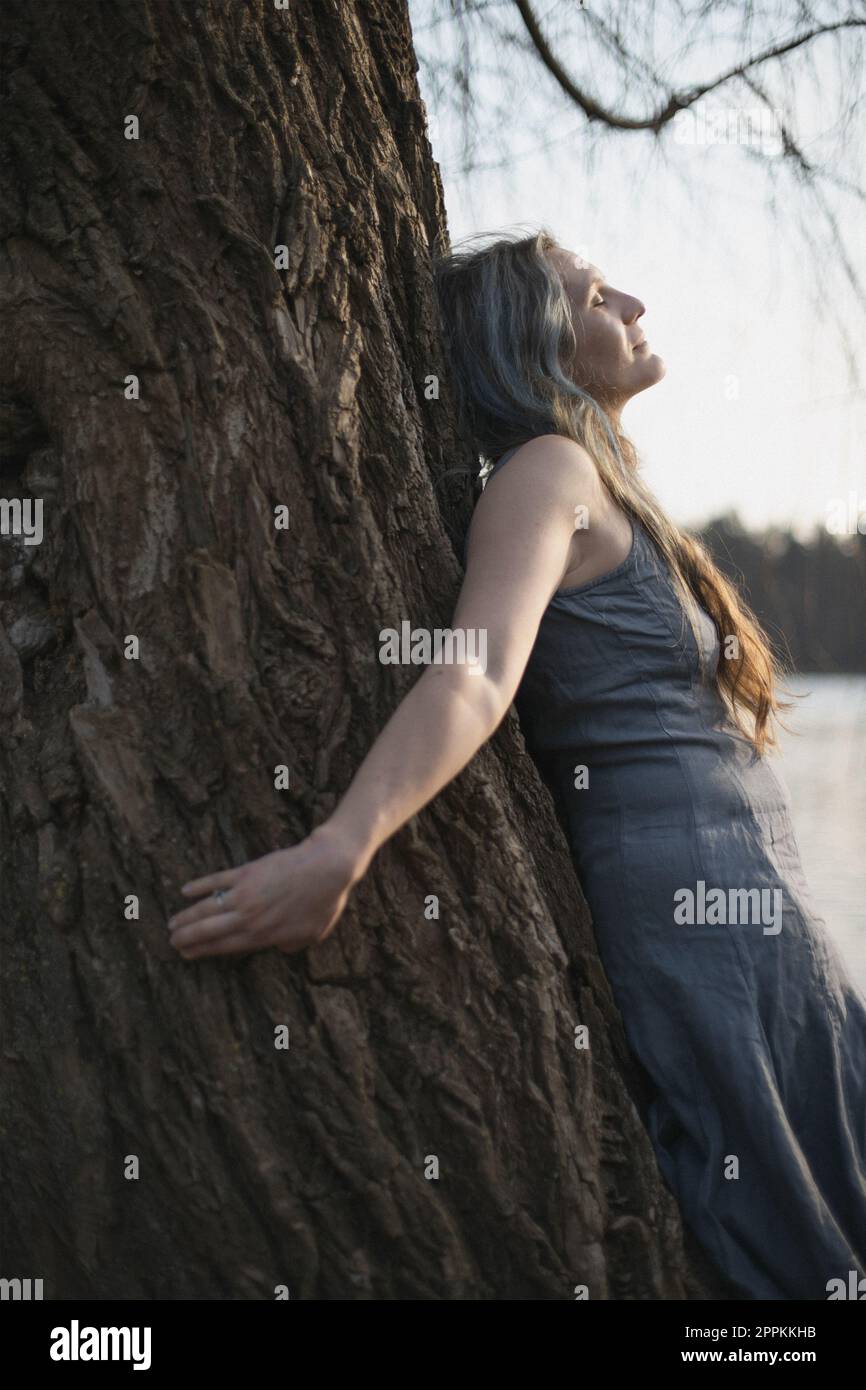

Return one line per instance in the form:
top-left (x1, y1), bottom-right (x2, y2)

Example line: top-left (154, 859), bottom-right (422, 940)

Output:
top-left (633, 337), bottom-right (648, 349)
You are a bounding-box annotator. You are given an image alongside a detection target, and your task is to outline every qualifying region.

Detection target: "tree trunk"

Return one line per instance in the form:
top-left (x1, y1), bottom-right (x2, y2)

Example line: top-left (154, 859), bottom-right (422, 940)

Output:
top-left (0, 0), bottom-right (731, 1299)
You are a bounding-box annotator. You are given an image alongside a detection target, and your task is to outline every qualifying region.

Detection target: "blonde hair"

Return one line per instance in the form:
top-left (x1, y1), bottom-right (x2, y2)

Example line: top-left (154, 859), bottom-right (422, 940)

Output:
top-left (433, 226), bottom-right (795, 756)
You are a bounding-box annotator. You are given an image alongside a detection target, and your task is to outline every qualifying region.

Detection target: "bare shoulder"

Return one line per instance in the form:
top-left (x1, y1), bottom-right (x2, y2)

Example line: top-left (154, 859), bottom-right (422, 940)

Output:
top-left (463, 432), bottom-right (598, 597)
top-left (485, 434), bottom-right (598, 493)
top-left (476, 434), bottom-right (602, 533)
top-left (457, 433), bottom-right (602, 695)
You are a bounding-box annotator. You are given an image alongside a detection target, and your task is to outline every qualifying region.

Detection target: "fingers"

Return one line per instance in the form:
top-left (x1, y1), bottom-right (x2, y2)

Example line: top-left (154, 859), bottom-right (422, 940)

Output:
top-left (179, 868), bottom-right (240, 898)
top-left (169, 910), bottom-right (242, 952)
top-left (170, 897), bottom-right (227, 931)
top-left (169, 865), bottom-right (259, 959)
top-left (169, 885), bottom-right (240, 932)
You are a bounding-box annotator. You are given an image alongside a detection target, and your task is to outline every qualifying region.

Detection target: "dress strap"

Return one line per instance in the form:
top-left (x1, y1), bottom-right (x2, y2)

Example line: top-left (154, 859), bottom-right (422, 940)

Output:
top-left (486, 446), bottom-right (520, 478)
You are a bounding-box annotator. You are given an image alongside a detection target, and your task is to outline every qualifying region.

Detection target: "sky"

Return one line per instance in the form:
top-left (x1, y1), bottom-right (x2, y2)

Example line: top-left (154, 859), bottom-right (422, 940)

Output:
top-left (411, 0), bottom-right (866, 539)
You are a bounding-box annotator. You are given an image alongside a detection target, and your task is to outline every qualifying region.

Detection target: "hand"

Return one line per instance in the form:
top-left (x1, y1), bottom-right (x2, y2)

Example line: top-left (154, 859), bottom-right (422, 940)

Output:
top-left (167, 824), bottom-right (361, 960)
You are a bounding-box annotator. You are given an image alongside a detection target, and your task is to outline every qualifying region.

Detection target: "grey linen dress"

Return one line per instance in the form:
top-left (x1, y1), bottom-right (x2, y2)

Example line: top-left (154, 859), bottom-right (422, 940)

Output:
top-left (464, 446), bottom-right (866, 1300)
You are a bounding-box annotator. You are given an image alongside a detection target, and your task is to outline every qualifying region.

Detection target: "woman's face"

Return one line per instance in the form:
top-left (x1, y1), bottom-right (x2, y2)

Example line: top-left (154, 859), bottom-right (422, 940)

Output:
top-left (545, 247), bottom-right (665, 413)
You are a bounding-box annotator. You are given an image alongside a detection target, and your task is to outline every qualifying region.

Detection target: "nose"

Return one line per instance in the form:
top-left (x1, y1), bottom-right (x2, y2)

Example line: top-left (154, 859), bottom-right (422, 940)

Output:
top-left (626, 296), bottom-right (645, 322)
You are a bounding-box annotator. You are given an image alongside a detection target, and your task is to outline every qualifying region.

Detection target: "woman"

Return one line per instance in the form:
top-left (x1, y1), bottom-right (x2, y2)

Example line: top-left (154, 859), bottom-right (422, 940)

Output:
top-left (167, 228), bottom-right (866, 1301)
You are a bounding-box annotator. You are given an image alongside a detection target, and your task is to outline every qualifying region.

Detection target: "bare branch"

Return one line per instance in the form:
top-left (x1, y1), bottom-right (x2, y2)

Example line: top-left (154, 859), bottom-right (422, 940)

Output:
top-left (512, 0), bottom-right (866, 133)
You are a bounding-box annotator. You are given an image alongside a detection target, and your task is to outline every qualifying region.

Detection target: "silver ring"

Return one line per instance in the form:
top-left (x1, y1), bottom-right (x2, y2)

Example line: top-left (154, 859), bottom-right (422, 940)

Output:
top-left (213, 889), bottom-right (228, 906)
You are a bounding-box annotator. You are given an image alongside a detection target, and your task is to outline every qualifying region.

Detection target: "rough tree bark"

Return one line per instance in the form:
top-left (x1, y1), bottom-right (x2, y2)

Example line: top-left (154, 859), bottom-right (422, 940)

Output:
top-left (0, 0), bottom-right (732, 1299)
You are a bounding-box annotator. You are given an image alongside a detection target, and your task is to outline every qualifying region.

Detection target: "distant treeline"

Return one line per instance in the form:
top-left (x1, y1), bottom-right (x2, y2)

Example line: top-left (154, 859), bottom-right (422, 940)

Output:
top-left (696, 515), bottom-right (866, 674)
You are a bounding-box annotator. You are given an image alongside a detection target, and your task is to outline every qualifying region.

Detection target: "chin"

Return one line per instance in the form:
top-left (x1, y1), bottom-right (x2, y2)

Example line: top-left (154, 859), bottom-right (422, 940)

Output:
top-left (626, 358), bottom-right (665, 402)
top-left (645, 352), bottom-right (666, 383)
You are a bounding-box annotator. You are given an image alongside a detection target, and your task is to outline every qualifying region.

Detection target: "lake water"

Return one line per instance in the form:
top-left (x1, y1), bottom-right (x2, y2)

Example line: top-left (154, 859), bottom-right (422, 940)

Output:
top-left (771, 674), bottom-right (866, 1000)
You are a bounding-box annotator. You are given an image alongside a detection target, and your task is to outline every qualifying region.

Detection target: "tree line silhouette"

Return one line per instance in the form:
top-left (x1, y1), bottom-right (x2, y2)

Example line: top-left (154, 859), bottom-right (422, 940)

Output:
top-left (698, 514), bottom-right (866, 674)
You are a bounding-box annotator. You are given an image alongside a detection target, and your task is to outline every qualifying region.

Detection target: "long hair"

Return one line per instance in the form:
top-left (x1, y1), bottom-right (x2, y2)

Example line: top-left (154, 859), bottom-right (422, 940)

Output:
top-left (432, 225), bottom-right (795, 757)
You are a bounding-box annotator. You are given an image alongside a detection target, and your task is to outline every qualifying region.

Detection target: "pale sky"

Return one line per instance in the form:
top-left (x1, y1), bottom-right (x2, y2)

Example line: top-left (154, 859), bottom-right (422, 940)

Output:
top-left (412, 1), bottom-right (866, 539)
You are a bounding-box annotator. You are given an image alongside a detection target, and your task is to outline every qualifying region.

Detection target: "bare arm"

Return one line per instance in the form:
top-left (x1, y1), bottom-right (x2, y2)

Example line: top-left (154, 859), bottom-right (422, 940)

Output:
top-left (168, 435), bottom-right (595, 958)
top-left (320, 434), bottom-right (595, 882)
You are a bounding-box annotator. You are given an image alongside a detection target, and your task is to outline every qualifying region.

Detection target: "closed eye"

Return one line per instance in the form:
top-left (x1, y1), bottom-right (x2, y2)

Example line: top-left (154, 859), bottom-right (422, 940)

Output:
top-left (592, 294), bottom-right (605, 306)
